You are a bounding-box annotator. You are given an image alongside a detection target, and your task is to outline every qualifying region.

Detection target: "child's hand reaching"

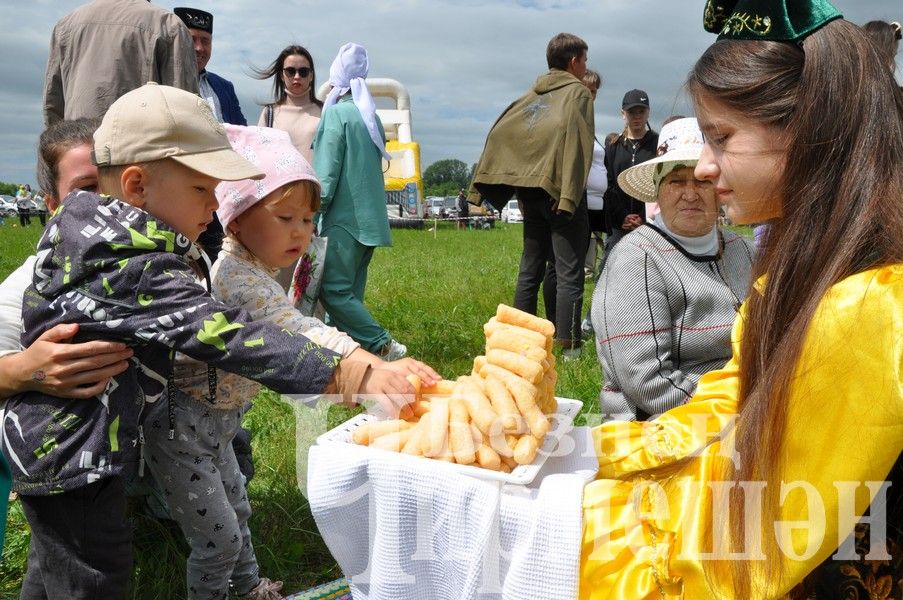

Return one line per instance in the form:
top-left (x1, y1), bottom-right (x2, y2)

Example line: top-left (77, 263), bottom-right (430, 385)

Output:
top-left (358, 367), bottom-right (417, 419)
top-left (377, 357), bottom-right (441, 388)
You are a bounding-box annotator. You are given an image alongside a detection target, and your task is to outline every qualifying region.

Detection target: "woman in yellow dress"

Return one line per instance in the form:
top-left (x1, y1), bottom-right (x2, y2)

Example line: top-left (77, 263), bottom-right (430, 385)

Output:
top-left (579, 1), bottom-right (903, 598)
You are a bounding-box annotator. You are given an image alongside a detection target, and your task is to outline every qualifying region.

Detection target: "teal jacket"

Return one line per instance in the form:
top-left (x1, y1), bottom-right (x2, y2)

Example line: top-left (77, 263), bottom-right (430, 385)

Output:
top-left (313, 96), bottom-right (391, 247)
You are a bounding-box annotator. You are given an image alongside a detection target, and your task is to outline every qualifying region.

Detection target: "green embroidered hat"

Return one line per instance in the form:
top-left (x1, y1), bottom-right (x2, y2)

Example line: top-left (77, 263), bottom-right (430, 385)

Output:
top-left (704, 0), bottom-right (842, 41)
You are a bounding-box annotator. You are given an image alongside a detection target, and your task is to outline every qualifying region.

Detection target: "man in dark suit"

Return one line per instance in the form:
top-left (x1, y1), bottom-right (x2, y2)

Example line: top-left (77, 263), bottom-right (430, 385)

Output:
top-left (174, 7), bottom-right (255, 486)
top-left (174, 7), bottom-right (247, 265)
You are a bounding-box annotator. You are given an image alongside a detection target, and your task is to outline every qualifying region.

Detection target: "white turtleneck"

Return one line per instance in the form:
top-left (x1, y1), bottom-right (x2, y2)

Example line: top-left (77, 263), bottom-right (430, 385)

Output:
top-left (652, 213), bottom-right (719, 256)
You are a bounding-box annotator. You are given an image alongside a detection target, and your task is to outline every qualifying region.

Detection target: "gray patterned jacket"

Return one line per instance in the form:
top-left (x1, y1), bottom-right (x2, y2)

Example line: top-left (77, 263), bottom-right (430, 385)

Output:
top-left (592, 223), bottom-right (755, 421)
top-left (3, 192), bottom-right (339, 495)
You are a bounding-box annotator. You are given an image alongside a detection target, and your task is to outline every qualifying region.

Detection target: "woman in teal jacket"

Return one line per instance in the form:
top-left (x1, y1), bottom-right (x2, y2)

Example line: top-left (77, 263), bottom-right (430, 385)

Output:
top-left (313, 43), bottom-right (406, 360)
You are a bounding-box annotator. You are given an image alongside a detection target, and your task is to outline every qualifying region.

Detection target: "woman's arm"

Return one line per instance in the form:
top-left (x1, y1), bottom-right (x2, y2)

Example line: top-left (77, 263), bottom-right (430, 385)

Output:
top-left (0, 258), bottom-right (131, 399)
top-left (311, 113), bottom-right (346, 217)
top-left (0, 324), bottom-right (132, 399)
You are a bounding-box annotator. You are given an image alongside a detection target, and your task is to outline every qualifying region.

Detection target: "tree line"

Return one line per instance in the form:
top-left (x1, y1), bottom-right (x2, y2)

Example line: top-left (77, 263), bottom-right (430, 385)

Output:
top-left (0, 182), bottom-right (21, 196)
top-left (422, 159), bottom-right (476, 197)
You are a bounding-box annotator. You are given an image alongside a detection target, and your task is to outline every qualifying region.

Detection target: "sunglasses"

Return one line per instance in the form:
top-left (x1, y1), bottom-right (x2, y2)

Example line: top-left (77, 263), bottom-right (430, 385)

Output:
top-left (282, 67), bottom-right (312, 78)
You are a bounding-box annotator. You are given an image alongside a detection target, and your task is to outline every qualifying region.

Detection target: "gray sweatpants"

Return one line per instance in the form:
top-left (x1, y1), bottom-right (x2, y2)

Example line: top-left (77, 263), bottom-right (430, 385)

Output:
top-left (144, 391), bottom-right (260, 599)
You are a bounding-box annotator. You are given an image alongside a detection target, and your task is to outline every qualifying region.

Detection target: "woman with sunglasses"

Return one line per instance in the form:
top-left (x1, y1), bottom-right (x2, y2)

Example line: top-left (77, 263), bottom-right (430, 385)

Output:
top-left (254, 45), bottom-right (323, 163)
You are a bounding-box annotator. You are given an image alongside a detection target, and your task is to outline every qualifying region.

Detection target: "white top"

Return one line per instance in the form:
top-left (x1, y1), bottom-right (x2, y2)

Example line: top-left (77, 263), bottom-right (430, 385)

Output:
top-left (586, 139), bottom-right (607, 211)
top-left (198, 72), bottom-right (223, 122)
top-left (0, 256), bottom-right (35, 358)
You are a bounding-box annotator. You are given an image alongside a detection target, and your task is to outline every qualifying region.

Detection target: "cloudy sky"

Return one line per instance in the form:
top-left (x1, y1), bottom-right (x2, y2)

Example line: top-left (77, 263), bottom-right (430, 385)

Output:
top-left (1, 0), bottom-right (898, 188)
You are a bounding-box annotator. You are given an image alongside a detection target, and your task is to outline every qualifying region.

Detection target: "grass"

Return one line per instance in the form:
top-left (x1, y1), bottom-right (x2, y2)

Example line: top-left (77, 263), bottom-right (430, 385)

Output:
top-left (0, 218), bottom-right (604, 598)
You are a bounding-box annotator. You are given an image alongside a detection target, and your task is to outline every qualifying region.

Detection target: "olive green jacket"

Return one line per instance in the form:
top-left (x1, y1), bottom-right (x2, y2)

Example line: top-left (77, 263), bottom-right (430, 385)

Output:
top-left (469, 70), bottom-right (594, 214)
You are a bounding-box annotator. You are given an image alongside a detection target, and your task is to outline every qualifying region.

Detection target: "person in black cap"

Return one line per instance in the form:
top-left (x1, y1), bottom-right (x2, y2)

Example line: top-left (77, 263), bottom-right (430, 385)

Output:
top-left (601, 89), bottom-right (659, 259)
top-left (174, 7), bottom-right (247, 267)
top-left (174, 7), bottom-right (246, 129)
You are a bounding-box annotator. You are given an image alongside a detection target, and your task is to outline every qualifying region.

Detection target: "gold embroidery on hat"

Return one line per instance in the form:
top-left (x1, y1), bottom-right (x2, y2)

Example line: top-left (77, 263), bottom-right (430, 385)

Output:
top-left (703, 0), bottom-right (730, 31)
top-left (721, 12), bottom-right (772, 36)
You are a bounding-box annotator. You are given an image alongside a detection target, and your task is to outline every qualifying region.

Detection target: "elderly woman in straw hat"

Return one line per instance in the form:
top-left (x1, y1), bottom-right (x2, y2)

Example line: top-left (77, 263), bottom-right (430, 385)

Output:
top-left (591, 117), bottom-right (755, 421)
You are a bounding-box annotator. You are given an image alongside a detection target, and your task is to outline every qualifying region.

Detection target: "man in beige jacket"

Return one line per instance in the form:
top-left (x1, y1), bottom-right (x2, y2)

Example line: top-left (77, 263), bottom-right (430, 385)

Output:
top-left (43, 0), bottom-right (199, 125)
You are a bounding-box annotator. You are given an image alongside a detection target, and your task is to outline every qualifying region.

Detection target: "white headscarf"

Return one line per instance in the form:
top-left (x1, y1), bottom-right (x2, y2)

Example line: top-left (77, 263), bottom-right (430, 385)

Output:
top-left (323, 43), bottom-right (391, 161)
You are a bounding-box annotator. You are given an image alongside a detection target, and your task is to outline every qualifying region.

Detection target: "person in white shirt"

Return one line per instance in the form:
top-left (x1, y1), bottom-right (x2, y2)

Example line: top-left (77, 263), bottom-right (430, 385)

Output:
top-left (0, 118), bottom-right (131, 402)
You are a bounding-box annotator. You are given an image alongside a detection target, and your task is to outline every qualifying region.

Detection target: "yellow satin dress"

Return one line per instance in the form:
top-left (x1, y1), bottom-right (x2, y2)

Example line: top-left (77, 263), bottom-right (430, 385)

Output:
top-left (580, 265), bottom-right (903, 599)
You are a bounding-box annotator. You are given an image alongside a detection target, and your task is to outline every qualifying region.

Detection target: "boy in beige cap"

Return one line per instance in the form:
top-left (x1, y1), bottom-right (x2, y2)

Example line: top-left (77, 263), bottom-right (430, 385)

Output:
top-left (4, 83), bottom-right (415, 599)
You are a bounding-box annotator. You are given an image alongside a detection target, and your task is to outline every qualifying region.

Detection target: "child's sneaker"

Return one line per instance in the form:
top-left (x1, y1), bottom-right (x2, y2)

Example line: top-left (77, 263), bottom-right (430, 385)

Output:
top-left (379, 339), bottom-right (407, 361)
top-left (238, 577), bottom-right (284, 600)
top-left (561, 346), bottom-right (583, 362)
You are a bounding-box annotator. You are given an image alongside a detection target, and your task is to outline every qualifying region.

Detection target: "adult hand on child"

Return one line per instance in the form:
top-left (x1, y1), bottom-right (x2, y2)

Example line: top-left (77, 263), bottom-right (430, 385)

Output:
top-left (1, 323), bottom-right (132, 398)
top-left (377, 357), bottom-right (441, 388)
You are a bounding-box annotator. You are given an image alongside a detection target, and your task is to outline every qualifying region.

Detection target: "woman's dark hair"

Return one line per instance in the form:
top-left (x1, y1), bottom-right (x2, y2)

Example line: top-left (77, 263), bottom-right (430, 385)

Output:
top-left (863, 20), bottom-right (901, 71)
top-left (253, 44), bottom-right (322, 108)
top-left (37, 117), bottom-right (100, 202)
top-left (685, 19), bottom-right (903, 597)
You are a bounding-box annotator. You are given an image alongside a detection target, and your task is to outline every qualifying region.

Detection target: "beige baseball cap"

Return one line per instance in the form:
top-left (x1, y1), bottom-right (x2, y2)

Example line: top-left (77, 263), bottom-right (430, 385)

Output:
top-left (92, 82), bottom-right (264, 181)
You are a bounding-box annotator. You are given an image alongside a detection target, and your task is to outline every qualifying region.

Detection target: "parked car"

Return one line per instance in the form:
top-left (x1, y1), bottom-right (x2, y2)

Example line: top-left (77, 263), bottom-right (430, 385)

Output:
top-left (425, 196), bottom-right (446, 218)
top-left (442, 196), bottom-right (459, 219)
top-left (0, 195), bottom-right (16, 217)
top-left (501, 199), bottom-right (523, 223)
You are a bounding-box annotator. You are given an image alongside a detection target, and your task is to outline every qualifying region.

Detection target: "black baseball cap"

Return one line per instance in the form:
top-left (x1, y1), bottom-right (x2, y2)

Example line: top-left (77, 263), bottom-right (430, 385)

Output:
top-left (174, 7), bottom-right (213, 34)
top-left (622, 89), bottom-right (650, 110)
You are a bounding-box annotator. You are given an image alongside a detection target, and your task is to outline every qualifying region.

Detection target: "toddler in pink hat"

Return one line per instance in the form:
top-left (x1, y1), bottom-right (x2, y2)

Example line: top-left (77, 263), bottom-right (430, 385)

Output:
top-left (155, 125), bottom-right (439, 600)
top-left (216, 125), bottom-right (321, 234)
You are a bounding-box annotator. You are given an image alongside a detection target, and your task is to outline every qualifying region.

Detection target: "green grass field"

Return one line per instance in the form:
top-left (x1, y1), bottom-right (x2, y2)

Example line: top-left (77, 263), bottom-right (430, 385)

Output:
top-left (0, 219), bottom-right (605, 598)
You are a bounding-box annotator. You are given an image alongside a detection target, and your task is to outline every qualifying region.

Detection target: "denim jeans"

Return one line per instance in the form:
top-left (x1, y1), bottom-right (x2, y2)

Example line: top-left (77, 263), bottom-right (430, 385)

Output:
top-left (20, 477), bottom-right (132, 599)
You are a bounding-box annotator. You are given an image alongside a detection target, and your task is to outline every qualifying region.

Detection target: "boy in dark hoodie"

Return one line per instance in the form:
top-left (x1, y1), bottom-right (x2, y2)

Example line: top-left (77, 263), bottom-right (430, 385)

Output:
top-left (469, 33), bottom-right (594, 352)
top-left (3, 82), bottom-right (414, 598)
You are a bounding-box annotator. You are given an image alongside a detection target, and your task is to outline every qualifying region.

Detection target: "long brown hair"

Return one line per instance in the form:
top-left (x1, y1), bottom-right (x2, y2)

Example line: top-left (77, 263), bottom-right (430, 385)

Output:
top-left (687, 19), bottom-right (903, 596)
top-left (37, 117), bottom-right (100, 203)
top-left (253, 44), bottom-right (323, 108)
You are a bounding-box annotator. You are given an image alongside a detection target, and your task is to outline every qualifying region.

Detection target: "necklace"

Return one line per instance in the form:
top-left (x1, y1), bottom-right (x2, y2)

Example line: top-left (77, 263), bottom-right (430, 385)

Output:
top-left (626, 137), bottom-right (642, 165)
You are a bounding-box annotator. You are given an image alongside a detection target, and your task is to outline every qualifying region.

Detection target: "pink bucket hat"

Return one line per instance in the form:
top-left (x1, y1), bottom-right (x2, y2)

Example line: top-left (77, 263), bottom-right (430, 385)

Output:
top-left (216, 125), bottom-right (321, 229)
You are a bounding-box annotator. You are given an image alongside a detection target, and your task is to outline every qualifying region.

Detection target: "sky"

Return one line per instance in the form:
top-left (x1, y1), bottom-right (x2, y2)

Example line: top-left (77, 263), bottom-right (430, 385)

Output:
top-left (0, 0), bottom-right (899, 189)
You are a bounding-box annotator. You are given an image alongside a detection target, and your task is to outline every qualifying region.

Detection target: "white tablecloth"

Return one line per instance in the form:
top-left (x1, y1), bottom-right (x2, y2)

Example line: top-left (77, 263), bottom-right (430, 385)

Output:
top-left (307, 426), bottom-right (598, 600)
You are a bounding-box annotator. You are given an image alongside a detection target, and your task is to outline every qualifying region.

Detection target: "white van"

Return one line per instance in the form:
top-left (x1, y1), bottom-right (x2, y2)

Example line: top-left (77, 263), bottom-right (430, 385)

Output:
top-left (501, 199), bottom-right (523, 223)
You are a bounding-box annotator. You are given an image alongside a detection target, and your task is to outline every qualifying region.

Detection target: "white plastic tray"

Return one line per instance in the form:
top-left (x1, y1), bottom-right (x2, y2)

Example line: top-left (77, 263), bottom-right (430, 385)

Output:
top-left (316, 397), bottom-right (583, 485)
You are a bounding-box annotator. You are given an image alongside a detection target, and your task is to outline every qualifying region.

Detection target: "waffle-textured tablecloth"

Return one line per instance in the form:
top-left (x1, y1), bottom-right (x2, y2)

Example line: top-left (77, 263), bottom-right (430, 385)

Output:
top-left (307, 426), bottom-right (597, 600)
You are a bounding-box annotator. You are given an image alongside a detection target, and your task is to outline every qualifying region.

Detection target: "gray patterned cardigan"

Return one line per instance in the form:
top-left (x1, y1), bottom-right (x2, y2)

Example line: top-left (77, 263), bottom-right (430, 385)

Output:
top-left (591, 223), bottom-right (755, 421)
